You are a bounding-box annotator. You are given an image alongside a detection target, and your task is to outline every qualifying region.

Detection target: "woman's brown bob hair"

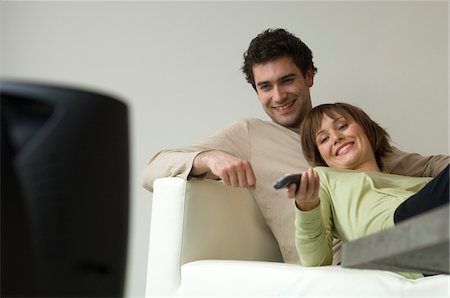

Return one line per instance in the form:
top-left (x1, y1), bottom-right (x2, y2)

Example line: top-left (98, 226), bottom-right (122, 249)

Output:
top-left (300, 102), bottom-right (393, 170)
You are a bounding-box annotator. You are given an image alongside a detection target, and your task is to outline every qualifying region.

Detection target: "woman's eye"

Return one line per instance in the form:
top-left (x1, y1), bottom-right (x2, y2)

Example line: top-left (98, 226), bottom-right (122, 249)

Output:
top-left (338, 123), bottom-right (348, 130)
top-left (319, 136), bottom-right (329, 144)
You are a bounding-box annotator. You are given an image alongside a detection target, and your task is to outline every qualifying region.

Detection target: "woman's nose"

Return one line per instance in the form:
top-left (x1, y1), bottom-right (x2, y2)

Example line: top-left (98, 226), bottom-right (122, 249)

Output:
top-left (333, 134), bottom-right (344, 145)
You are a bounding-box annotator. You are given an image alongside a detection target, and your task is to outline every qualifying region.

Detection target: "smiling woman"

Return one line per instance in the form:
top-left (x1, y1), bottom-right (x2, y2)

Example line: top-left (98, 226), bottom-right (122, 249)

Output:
top-left (301, 102), bottom-right (392, 171)
top-left (315, 114), bottom-right (379, 172)
top-left (288, 102), bottom-right (449, 279)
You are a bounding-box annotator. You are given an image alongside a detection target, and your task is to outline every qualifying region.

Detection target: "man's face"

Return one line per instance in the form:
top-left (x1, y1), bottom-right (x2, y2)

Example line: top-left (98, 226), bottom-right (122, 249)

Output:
top-left (253, 56), bottom-right (314, 129)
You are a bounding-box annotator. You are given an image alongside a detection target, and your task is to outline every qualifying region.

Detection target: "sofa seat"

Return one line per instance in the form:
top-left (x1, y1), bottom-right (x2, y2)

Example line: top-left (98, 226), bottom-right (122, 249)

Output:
top-left (146, 177), bottom-right (449, 297)
top-left (178, 260), bottom-right (449, 297)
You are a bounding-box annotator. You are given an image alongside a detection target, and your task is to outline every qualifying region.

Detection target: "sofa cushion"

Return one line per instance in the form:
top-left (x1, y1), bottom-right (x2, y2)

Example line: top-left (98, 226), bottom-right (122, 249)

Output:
top-left (178, 260), bottom-right (449, 297)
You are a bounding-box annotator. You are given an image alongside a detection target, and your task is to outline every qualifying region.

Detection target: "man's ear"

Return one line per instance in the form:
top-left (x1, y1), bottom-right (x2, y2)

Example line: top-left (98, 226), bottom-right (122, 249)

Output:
top-left (306, 69), bottom-right (315, 87)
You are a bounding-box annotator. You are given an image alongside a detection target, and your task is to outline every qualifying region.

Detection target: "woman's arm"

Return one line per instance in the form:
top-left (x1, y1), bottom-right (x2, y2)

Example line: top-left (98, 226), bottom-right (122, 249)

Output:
top-left (294, 199), bottom-right (334, 266)
top-left (291, 168), bottom-right (334, 266)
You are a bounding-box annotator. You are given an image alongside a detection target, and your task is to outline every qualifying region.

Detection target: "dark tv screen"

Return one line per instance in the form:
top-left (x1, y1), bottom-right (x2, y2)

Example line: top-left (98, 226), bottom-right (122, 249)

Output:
top-left (1, 80), bottom-right (129, 297)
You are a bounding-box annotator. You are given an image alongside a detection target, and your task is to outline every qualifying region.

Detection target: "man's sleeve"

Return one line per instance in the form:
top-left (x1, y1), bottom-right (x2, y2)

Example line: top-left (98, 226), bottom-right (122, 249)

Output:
top-left (142, 120), bottom-right (251, 192)
top-left (383, 147), bottom-right (449, 177)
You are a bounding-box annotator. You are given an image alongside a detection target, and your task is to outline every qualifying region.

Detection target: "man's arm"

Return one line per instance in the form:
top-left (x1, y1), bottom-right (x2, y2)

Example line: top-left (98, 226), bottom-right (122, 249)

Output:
top-left (142, 149), bottom-right (203, 192)
top-left (192, 150), bottom-right (256, 189)
top-left (383, 147), bottom-right (449, 177)
top-left (142, 119), bottom-right (254, 192)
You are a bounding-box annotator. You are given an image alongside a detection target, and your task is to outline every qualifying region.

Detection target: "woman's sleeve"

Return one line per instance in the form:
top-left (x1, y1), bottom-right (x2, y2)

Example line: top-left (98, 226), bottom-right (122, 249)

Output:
top-left (294, 185), bottom-right (334, 266)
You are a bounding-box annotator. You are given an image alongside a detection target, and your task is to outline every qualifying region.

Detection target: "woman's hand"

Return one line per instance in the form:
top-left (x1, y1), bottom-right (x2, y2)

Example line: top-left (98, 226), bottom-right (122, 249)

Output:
top-left (287, 168), bottom-right (320, 211)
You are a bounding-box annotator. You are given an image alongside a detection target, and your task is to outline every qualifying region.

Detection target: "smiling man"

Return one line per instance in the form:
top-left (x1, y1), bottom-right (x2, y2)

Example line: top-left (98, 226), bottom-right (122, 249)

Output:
top-left (143, 28), bottom-right (449, 265)
top-left (253, 56), bottom-right (313, 129)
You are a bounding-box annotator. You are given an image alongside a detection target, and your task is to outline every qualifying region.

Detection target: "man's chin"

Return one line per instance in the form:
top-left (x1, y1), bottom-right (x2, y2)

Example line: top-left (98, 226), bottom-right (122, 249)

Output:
top-left (274, 116), bottom-right (301, 129)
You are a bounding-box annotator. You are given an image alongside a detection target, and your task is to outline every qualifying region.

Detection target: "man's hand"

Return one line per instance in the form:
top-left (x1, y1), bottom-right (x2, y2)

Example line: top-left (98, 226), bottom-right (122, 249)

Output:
top-left (192, 150), bottom-right (256, 189)
top-left (287, 168), bottom-right (320, 211)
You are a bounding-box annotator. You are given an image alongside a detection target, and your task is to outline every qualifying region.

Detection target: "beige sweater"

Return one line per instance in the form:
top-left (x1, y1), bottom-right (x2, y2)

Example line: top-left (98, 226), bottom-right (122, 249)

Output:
top-left (143, 118), bottom-right (449, 264)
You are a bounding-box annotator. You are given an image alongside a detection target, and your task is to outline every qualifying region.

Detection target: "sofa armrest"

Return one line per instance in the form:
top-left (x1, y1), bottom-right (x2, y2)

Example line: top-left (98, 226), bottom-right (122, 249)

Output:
top-left (145, 177), bottom-right (282, 296)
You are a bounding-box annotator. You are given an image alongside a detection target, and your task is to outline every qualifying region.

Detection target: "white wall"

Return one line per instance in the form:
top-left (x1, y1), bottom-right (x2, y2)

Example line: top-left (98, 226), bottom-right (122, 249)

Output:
top-left (1, 1), bottom-right (448, 296)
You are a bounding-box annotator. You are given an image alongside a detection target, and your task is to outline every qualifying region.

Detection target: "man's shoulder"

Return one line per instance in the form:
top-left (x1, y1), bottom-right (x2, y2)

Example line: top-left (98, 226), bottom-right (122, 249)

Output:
top-left (222, 118), bottom-right (276, 133)
top-left (236, 117), bottom-right (296, 132)
top-left (234, 117), bottom-right (272, 126)
top-left (218, 118), bottom-right (298, 145)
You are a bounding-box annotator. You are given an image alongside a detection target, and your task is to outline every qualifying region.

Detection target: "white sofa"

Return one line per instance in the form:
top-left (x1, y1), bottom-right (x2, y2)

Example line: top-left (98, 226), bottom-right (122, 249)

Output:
top-left (145, 177), bottom-right (449, 297)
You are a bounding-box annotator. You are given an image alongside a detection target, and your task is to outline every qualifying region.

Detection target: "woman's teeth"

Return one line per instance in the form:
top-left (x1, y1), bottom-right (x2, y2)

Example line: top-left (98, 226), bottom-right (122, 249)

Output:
top-left (336, 143), bottom-right (352, 155)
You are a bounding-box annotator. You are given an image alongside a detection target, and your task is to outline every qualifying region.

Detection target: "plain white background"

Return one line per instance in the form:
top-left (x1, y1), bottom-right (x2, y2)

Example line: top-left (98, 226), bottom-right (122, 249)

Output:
top-left (1, 1), bottom-right (448, 296)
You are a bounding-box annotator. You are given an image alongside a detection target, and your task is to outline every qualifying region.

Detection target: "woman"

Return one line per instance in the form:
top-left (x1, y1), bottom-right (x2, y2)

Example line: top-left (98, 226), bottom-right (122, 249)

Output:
top-left (288, 102), bottom-right (449, 278)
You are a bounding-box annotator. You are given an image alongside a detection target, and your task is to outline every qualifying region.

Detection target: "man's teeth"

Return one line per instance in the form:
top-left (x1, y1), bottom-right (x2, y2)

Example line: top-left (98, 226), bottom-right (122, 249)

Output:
top-left (337, 144), bottom-right (352, 155)
top-left (274, 102), bottom-right (293, 110)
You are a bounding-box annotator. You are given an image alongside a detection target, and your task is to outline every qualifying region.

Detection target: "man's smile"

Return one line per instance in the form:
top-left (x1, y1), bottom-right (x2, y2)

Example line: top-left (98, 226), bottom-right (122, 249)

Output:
top-left (273, 100), bottom-right (295, 112)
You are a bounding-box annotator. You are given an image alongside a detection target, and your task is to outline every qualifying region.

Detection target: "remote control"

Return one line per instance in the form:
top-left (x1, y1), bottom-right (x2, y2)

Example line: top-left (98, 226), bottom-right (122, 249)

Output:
top-left (273, 173), bottom-right (302, 190)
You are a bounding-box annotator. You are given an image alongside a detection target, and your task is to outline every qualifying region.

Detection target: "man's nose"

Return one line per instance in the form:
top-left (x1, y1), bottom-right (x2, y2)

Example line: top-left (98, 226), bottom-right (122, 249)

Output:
top-left (272, 85), bottom-right (285, 102)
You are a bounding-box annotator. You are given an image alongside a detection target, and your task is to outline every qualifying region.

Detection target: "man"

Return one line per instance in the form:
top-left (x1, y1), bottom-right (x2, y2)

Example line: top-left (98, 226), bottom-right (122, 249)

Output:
top-left (143, 28), bottom-right (448, 264)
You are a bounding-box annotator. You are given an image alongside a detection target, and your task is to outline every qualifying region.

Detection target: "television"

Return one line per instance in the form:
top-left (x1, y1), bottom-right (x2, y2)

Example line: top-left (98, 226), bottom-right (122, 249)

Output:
top-left (1, 80), bottom-right (129, 297)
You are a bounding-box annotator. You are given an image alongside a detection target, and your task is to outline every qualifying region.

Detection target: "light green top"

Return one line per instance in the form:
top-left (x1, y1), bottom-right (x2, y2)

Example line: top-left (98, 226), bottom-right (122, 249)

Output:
top-left (295, 166), bottom-right (432, 279)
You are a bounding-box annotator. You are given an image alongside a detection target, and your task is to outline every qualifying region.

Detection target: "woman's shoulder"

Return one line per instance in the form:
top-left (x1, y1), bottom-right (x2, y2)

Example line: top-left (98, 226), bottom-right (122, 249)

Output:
top-left (313, 167), bottom-right (366, 186)
top-left (313, 166), bottom-right (355, 175)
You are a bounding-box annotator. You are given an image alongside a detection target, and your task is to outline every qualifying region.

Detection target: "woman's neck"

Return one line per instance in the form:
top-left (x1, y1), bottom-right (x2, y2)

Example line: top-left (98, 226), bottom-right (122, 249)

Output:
top-left (353, 159), bottom-right (380, 172)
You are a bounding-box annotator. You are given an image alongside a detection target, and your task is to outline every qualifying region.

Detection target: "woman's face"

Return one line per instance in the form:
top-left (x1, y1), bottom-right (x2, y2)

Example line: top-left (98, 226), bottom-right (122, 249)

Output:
top-left (316, 113), bottom-right (379, 172)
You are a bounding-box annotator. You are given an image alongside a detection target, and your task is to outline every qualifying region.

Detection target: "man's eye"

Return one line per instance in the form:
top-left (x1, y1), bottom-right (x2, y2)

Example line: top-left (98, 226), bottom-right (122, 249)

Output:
top-left (259, 84), bottom-right (270, 91)
top-left (282, 78), bottom-right (293, 85)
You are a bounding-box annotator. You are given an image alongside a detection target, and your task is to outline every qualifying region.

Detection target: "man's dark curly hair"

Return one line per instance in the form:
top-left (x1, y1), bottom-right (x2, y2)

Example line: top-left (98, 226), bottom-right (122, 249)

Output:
top-left (241, 28), bottom-right (318, 90)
